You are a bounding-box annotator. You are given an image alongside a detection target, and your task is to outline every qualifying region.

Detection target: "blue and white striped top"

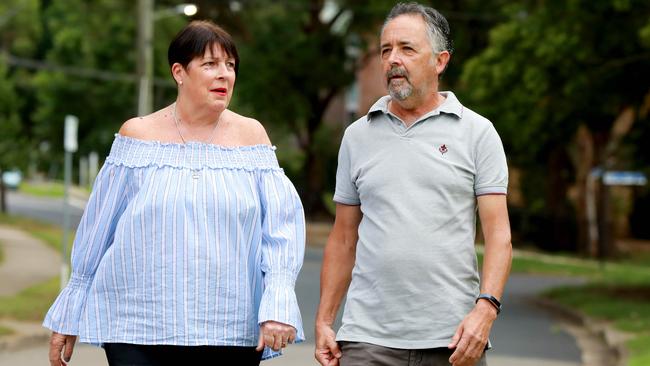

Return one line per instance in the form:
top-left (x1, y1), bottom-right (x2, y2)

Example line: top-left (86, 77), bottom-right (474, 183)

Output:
top-left (43, 134), bottom-right (305, 360)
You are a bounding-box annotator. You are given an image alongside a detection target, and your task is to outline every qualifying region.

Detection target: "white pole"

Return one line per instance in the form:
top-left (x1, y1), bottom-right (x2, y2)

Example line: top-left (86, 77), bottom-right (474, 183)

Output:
top-left (62, 115), bottom-right (78, 290)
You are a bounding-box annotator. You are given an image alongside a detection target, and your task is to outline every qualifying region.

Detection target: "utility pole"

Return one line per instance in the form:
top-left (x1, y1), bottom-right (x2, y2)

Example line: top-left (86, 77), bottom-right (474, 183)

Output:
top-left (137, 0), bottom-right (154, 116)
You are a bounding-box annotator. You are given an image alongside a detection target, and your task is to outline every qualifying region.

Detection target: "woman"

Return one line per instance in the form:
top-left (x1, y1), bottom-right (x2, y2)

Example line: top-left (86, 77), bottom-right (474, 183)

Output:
top-left (44, 20), bottom-right (305, 366)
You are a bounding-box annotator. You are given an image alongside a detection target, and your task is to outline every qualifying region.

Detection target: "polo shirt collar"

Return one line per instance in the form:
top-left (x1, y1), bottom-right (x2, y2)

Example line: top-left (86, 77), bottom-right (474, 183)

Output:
top-left (368, 91), bottom-right (463, 122)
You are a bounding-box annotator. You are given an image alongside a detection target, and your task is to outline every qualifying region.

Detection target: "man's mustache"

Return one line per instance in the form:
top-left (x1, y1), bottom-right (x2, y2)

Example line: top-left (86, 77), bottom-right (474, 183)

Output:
top-left (386, 67), bottom-right (409, 81)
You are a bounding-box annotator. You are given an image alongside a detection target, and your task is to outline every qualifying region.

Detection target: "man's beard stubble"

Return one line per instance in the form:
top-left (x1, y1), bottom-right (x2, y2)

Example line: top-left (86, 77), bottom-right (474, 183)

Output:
top-left (386, 66), bottom-right (413, 101)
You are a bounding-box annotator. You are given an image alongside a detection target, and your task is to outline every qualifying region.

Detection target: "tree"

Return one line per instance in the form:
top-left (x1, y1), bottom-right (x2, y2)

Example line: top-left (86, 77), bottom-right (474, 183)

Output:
top-left (461, 0), bottom-right (650, 256)
top-left (0, 0), bottom-right (41, 212)
top-left (0, 59), bottom-right (25, 212)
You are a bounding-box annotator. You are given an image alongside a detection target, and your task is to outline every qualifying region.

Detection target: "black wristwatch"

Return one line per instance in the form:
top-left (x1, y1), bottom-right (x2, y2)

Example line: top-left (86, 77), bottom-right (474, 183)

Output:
top-left (476, 293), bottom-right (502, 315)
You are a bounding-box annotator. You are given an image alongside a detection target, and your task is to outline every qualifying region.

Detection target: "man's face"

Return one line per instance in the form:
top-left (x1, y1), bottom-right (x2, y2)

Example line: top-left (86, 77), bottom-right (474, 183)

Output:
top-left (380, 14), bottom-right (442, 104)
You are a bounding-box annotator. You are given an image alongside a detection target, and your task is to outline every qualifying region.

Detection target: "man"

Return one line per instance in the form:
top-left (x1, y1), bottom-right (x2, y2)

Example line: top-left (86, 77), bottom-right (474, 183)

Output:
top-left (315, 3), bottom-right (512, 366)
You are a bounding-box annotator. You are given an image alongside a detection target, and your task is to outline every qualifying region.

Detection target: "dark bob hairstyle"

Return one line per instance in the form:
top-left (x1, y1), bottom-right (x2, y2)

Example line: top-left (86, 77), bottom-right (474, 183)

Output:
top-left (167, 20), bottom-right (239, 76)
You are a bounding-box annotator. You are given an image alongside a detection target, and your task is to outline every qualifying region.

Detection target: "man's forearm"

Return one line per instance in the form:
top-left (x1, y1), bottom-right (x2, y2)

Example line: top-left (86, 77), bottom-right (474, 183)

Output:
top-left (480, 228), bottom-right (512, 301)
top-left (316, 237), bottom-right (356, 326)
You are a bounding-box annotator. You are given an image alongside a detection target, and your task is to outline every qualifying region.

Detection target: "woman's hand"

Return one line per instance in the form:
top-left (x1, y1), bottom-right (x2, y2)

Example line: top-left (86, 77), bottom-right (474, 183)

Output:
top-left (255, 321), bottom-right (296, 352)
top-left (48, 332), bottom-right (77, 366)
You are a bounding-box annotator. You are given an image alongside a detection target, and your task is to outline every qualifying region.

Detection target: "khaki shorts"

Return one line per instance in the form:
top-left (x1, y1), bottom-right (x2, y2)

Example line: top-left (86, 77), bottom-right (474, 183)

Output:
top-left (339, 341), bottom-right (487, 366)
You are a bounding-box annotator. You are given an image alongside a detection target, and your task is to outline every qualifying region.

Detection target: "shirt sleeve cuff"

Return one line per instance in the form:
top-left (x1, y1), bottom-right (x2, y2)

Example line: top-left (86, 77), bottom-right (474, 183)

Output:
top-left (42, 273), bottom-right (93, 335)
top-left (333, 193), bottom-right (360, 205)
top-left (257, 272), bottom-right (304, 342)
top-left (475, 185), bottom-right (507, 196)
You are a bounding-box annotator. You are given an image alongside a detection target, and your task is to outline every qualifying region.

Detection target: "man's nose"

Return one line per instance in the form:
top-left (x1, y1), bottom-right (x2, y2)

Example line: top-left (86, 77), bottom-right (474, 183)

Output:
top-left (387, 49), bottom-right (402, 66)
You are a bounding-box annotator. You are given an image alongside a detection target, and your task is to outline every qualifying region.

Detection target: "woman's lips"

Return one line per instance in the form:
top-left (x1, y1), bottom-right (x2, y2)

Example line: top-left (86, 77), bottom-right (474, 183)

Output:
top-left (211, 88), bottom-right (227, 95)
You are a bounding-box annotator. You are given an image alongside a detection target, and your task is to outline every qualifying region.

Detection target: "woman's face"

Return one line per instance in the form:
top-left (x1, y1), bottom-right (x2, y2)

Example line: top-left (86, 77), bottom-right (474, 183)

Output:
top-left (178, 44), bottom-right (236, 111)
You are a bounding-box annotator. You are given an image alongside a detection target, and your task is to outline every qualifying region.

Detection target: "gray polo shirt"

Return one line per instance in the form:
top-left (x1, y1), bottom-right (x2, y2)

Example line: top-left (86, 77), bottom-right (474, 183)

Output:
top-left (334, 91), bottom-right (508, 349)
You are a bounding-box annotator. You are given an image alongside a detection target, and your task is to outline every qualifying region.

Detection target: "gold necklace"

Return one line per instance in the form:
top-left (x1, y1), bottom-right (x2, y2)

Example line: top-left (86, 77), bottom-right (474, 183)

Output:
top-left (172, 102), bottom-right (221, 179)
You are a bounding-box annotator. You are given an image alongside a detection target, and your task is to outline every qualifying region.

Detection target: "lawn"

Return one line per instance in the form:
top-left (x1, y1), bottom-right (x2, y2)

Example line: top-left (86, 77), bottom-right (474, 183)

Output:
top-left (18, 181), bottom-right (90, 199)
top-left (18, 181), bottom-right (66, 198)
top-left (0, 213), bottom-right (72, 252)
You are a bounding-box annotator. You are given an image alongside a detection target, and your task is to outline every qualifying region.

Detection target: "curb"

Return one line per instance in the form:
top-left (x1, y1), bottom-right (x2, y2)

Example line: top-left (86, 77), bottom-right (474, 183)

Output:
top-left (533, 297), bottom-right (631, 366)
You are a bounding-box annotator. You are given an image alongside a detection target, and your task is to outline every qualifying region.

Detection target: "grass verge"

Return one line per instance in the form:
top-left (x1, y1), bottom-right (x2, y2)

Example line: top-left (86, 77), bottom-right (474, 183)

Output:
top-left (18, 181), bottom-right (90, 199)
top-left (0, 213), bottom-right (72, 252)
top-left (0, 277), bottom-right (59, 321)
top-left (18, 181), bottom-right (66, 198)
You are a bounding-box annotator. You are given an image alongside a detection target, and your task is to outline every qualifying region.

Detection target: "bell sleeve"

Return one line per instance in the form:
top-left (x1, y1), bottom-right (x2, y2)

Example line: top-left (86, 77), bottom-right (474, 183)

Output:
top-left (42, 162), bottom-right (132, 335)
top-left (256, 168), bottom-right (306, 343)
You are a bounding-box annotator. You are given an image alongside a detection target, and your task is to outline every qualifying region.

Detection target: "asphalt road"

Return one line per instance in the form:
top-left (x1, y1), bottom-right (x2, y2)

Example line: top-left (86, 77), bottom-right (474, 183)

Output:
top-left (6, 191), bottom-right (85, 229)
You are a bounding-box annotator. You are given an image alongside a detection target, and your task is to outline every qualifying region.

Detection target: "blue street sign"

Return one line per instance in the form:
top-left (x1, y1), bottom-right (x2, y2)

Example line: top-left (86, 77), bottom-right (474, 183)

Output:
top-left (602, 171), bottom-right (647, 186)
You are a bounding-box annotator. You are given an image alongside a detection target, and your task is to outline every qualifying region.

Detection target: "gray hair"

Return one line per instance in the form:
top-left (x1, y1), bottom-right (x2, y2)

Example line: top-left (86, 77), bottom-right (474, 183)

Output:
top-left (382, 2), bottom-right (452, 55)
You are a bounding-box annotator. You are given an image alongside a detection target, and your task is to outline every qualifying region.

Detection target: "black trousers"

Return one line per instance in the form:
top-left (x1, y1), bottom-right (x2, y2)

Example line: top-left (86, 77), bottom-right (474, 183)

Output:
top-left (103, 343), bottom-right (263, 366)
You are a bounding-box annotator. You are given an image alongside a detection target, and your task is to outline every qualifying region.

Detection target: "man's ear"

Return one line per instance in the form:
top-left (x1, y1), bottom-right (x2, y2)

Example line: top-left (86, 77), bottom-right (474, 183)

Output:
top-left (436, 51), bottom-right (451, 75)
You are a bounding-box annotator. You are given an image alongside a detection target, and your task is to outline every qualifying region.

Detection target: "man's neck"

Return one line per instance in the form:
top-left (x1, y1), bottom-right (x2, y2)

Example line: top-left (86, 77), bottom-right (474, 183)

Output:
top-left (389, 92), bottom-right (445, 127)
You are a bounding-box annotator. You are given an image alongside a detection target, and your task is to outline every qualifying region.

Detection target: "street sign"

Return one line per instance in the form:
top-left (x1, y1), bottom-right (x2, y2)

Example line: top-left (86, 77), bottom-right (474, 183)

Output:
top-left (64, 115), bottom-right (78, 153)
top-left (602, 171), bottom-right (647, 186)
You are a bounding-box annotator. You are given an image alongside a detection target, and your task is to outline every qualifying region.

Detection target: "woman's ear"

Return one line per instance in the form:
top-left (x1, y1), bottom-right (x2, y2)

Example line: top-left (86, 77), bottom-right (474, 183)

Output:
top-left (171, 63), bottom-right (184, 85)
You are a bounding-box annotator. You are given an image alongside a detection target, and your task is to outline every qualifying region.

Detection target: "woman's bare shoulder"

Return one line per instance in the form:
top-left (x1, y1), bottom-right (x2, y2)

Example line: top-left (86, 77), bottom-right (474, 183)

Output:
top-left (226, 110), bottom-right (272, 146)
top-left (118, 108), bottom-right (173, 140)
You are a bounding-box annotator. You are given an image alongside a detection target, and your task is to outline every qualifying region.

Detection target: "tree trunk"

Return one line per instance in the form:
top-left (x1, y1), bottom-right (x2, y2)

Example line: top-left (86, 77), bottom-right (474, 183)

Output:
top-left (596, 106), bottom-right (636, 258)
top-left (301, 90), bottom-right (338, 219)
top-left (547, 146), bottom-right (575, 251)
top-left (573, 125), bottom-right (595, 256)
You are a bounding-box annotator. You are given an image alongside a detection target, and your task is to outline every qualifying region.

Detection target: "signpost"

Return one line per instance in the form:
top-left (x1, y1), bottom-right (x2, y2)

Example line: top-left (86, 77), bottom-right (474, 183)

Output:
top-left (61, 115), bottom-right (78, 290)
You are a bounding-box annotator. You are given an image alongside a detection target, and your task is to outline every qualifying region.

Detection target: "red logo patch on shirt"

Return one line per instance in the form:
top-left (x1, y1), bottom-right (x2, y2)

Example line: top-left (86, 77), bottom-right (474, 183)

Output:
top-left (439, 144), bottom-right (448, 154)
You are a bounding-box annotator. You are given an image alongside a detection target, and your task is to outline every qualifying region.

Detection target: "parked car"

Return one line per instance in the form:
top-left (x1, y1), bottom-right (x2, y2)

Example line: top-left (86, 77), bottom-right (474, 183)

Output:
top-left (1, 170), bottom-right (22, 190)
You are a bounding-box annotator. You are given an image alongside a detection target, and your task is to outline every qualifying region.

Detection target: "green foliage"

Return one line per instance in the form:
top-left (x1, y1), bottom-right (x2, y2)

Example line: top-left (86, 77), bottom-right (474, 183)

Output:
top-left (461, 0), bottom-right (650, 248)
top-left (31, 1), bottom-right (140, 165)
top-left (463, 0), bottom-right (650, 159)
top-left (0, 58), bottom-right (26, 171)
top-left (0, 0), bottom-right (42, 56)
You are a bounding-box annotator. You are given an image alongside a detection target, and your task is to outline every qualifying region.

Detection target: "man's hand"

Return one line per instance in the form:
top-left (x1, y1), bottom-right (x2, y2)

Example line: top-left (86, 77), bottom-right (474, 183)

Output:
top-left (315, 322), bottom-right (342, 366)
top-left (256, 320), bottom-right (296, 352)
top-left (447, 301), bottom-right (497, 366)
top-left (48, 332), bottom-right (77, 366)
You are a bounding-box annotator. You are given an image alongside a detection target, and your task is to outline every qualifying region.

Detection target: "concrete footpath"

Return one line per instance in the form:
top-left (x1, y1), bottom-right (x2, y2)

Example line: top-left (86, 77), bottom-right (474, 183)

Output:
top-left (0, 225), bottom-right (60, 296)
